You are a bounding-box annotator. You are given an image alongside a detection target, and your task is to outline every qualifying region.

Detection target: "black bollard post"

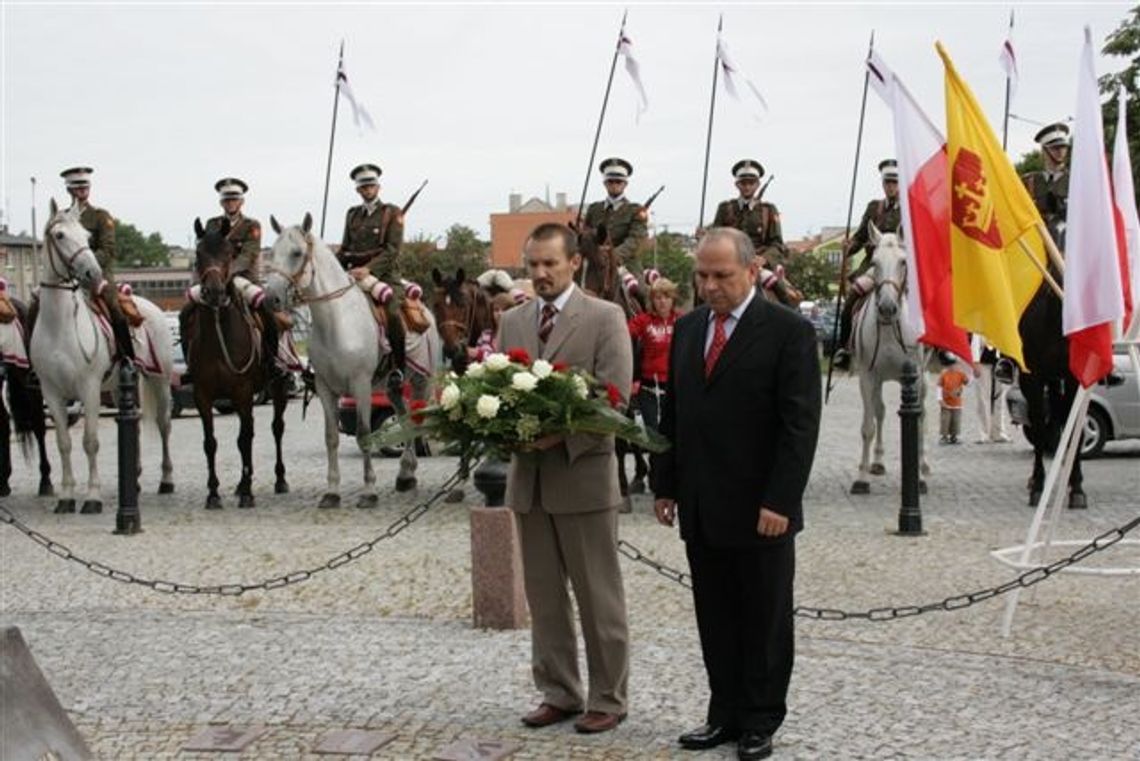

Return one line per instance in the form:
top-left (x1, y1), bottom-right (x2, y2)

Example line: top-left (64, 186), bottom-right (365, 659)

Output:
top-left (114, 362), bottom-right (141, 535)
top-left (472, 457), bottom-right (508, 507)
top-left (895, 358), bottom-right (925, 536)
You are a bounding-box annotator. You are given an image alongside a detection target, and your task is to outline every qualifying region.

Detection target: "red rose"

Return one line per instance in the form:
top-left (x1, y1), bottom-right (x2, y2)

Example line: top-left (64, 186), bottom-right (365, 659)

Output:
top-left (606, 383), bottom-right (622, 408)
top-left (507, 347), bottom-right (531, 365)
top-left (552, 361), bottom-right (570, 372)
top-left (409, 398), bottom-right (428, 425)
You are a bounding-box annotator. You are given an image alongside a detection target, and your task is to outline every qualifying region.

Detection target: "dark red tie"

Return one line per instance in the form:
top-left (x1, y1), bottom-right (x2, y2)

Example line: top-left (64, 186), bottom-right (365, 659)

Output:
top-left (539, 303), bottom-right (557, 344)
top-left (705, 313), bottom-right (729, 377)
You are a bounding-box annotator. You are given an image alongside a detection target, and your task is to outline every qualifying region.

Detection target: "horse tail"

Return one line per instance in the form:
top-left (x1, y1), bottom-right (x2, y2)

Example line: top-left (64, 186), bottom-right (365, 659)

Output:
top-left (5, 370), bottom-right (42, 463)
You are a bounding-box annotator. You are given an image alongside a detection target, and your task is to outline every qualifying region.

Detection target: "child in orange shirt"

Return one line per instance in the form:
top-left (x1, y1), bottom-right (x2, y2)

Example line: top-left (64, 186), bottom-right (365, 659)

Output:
top-left (938, 362), bottom-right (971, 444)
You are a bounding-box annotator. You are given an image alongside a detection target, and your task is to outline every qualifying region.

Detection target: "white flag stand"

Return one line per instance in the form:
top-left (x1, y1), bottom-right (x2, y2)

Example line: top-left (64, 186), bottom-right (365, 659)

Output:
top-left (992, 333), bottom-right (1140, 637)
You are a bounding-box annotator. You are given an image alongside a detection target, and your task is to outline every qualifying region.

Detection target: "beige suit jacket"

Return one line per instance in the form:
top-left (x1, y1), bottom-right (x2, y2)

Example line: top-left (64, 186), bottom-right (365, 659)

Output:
top-left (497, 286), bottom-right (633, 514)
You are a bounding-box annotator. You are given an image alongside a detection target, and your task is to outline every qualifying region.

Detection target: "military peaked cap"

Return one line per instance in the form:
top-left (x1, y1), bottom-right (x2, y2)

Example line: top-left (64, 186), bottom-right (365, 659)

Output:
top-left (732, 159), bottom-right (764, 180)
top-left (351, 163), bottom-right (383, 186)
top-left (878, 159), bottom-right (899, 181)
top-left (598, 157), bottom-right (633, 180)
top-left (60, 167), bottom-right (94, 188)
top-left (1034, 122), bottom-right (1071, 147)
top-left (214, 177), bottom-right (248, 199)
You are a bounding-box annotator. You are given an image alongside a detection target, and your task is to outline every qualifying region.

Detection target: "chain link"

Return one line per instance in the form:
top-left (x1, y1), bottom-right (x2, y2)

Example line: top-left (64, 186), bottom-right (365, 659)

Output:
top-left (618, 513), bottom-right (1140, 622)
top-left (0, 465), bottom-right (471, 596)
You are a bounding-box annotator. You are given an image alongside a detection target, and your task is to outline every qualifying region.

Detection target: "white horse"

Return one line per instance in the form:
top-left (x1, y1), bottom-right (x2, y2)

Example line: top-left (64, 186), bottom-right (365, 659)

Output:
top-left (849, 226), bottom-right (930, 494)
top-left (264, 213), bottom-right (411, 508)
top-left (31, 200), bottom-right (174, 513)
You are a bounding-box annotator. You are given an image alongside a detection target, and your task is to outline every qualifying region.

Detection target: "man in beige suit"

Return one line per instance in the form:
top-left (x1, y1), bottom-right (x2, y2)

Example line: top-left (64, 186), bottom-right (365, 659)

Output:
top-left (497, 222), bottom-right (633, 734)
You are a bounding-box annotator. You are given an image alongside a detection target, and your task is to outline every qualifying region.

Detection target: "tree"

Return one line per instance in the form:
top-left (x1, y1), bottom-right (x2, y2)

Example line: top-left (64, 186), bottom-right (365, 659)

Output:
top-left (783, 250), bottom-right (840, 304)
top-left (1014, 150), bottom-right (1043, 176)
top-left (1099, 5), bottom-right (1140, 194)
top-left (116, 221), bottom-right (170, 267)
top-left (396, 224), bottom-right (490, 288)
top-left (646, 232), bottom-right (695, 306)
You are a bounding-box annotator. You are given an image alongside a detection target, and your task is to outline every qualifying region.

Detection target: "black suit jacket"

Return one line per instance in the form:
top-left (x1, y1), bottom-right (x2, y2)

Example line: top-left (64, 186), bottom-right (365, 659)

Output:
top-left (654, 293), bottom-right (822, 548)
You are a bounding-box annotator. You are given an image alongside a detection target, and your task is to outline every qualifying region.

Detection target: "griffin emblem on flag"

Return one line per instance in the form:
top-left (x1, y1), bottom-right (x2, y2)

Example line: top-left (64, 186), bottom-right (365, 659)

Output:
top-left (951, 149), bottom-right (1003, 248)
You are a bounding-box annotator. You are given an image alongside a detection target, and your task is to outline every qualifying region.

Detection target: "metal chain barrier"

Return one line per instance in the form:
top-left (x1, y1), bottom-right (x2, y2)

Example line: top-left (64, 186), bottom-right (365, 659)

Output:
top-left (0, 465), bottom-right (471, 596)
top-left (618, 513), bottom-right (1140, 621)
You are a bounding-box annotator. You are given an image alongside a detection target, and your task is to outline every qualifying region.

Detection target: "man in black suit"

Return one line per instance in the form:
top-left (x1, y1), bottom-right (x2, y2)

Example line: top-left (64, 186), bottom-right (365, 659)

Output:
top-left (653, 227), bottom-right (821, 760)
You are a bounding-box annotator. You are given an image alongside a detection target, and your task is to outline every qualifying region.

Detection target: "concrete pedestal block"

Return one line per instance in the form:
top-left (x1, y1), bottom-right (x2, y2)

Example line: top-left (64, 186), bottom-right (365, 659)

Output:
top-left (469, 506), bottom-right (528, 630)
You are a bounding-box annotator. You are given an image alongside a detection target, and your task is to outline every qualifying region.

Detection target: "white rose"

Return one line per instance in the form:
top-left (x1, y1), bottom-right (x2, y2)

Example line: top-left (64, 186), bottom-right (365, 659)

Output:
top-left (573, 375), bottom-right (589, 399)
top-left (531, 359), bottom-right (553, 379)
top-left (476, 394), bottom-right (501, 419)
top-left (465, 362), bottom-right (486, 378)
top-left (440, 384), bottom-right (461, 410)
top-left (511, 371), bottom-right (539, 392)
top-left (485, 353), bottom-right (510, 371)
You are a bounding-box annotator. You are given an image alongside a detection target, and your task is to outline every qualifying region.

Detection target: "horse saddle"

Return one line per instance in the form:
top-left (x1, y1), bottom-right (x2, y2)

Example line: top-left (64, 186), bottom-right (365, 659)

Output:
top-left (118, 291), bottom-right (145, 328)
top-left (0, 292), bottom-right (16, 325)
top-left (400, 300), bottom-right (430, 334)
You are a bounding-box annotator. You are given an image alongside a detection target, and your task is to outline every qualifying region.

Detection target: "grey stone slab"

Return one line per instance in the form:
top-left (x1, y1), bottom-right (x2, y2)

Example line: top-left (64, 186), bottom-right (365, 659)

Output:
top-left (433, 738), bottom-right (519, 761)
top-left (312, 729), bottom-right (396, 755)
top-left (0, 626), bottom-right (93, 761)
top-left (181, 724), bottom-right (266, 752)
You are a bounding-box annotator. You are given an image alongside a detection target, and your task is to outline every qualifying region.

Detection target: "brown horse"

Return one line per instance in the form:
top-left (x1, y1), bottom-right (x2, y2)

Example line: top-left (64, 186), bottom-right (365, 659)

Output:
top-left (187, 218), bottom-right (289, 509)
top-left (430, 267), bottom-right (495, 374)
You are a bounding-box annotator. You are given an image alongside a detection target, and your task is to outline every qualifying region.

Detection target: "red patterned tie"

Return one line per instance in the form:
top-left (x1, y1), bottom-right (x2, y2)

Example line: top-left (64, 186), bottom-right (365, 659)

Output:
top-left (538, 303), bottom-right (557, 344)
top-left (704, 313), bottom-right (729, 377)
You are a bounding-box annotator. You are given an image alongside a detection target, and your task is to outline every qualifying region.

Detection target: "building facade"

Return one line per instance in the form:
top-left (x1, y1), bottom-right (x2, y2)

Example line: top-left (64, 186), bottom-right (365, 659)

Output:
top-left (489, 192), bottom-right (577, 269)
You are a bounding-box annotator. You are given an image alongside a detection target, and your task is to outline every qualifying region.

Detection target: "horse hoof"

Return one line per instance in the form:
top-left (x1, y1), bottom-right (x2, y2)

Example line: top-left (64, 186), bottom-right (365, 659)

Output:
top-left (921, 463), bottom-right (931, 476)
top-left (444, 488), bottom-right (465, 504)
top-left (850, 481), bottom-right (870, 495)
top-left (395, 477), bottom-right (417, 493)
top-left (318, 493), bottom-right (341, 509)
top-left (205, 496), bottom-right (223, 510)
top-left (80, 500), bottom-right (103, 515)
top-left (919, 480), bottom-right (928, 495)
top-left (356, 493), bottom-right (379, 509)
top-left (629, 478), bottom-right (646, 495)
top-left (275, 480), bottom-right (290, 495)
top-left (54, 498), bottom-right (76, 514)
top-left (619, 497), bottom-right (633, 514)
top-left (1067, 492), bottom-right (1088, 510)
top-left (238, 494), bottom-right (255, 509)
top-left (158, 482), bottom-right (175, 495)
top-left (38, 482), bottom-right (55, 497)
top-left (869, 464), bottom-right (886, 476)
top-left (1028, 491), bottom-right (1042, 507)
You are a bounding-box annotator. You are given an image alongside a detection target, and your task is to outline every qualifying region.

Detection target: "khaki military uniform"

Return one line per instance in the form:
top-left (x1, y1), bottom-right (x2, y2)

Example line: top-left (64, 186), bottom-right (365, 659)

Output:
top-left (339, 202), bottom-right (404, 282)
top-left (1021, 170), bottom-right (1069, 232)
top-left (583, 198), bottom-right (647, 272)
top-left (712, 198), bottom-right (787, 267)
top-left (846, 198), bottom-right (902, 278)
top-left (206, 214), bottom-right (262, 279)
top-left (78, 205), bottom-right (117, 279)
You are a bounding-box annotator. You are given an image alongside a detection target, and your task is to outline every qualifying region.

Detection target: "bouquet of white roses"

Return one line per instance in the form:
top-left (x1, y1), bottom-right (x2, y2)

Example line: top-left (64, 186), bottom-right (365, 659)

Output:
top-left (367, 347), bottom-right (669, 460)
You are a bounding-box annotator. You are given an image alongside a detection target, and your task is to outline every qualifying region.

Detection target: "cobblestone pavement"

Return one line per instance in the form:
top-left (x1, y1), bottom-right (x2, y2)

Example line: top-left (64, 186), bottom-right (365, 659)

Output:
top-left (2, 377), bottom-right (1138, 759)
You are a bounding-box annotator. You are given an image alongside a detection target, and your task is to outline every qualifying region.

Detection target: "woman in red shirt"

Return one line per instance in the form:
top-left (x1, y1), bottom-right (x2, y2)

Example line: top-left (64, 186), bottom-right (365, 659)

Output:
top-left (628, 276), bottom-right (681, 441)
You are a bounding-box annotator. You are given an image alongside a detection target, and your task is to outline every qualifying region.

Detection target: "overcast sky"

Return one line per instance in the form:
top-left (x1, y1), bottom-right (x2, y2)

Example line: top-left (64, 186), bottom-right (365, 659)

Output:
top-left (1, 2), bottom-right (1134, 250)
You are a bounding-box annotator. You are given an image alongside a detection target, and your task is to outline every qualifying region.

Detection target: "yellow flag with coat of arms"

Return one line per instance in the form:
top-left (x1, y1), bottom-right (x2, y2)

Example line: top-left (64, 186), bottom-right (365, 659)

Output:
top-left (937, 42), bottom-right (1047, 369)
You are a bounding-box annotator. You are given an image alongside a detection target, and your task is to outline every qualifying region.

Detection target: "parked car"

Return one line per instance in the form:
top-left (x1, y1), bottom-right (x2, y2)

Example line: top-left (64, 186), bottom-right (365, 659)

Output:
top-left (337, 382), bottom-right (430, 458)
top-left (1006, 345), bottom-right (1140, 457)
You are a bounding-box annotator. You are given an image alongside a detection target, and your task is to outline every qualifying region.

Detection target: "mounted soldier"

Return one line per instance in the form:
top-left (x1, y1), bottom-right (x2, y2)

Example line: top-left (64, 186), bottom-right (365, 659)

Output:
top-left (583, 157), bottom-right (648, 273)
top-left (180, 177), bottom-right (282, 379)
top-left (28, 167), bottom-right (134, 361)
top-left (336, 162), bottom-right (407, 371)
top-left (1021, 122), bottom-right (1070, 239)
top-left (833, 159), bottom-right (902, 371)
top-left (710, 159), bottom-right (799, 307)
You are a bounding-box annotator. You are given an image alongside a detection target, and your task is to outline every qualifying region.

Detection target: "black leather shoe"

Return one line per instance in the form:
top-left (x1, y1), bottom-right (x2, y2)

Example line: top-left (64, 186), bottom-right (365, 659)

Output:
top-left (678, 723), bottom-right (739, 750)
top-left (737, 730), bottom-right (773, 760)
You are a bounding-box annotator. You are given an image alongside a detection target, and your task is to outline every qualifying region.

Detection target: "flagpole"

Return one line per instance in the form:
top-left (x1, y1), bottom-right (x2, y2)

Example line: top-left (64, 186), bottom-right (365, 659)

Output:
top-left (825, 30), bottom-right (875, 404)
top-left (319, 40), bottom-right (345, 239)
top-left (1001, 10), bottom-right (1014, 150)
top-left (697, 14), bottom-right (724, 231)
top-left (574, 9), bottom-right (628, 230)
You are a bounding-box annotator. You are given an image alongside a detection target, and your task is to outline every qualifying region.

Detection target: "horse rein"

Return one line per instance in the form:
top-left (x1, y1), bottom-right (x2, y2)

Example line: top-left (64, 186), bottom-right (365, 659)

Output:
top-left (42, 224), bottom-right (94, 287)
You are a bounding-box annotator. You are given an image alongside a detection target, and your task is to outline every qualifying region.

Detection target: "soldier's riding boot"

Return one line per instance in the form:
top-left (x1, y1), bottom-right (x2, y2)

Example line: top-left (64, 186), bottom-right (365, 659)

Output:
top-left (256, 300), bottom-right (281, 380)
top-left (103, 288), bottom-right (135, 361)
top-left (178, 302), bottom-right (195, 381)
top-left (386, 299), bottom-right (406, 374)
top-left (833, 297), bottom-right (858, 371)
top-left (26, 296), bottom-right (39, 342)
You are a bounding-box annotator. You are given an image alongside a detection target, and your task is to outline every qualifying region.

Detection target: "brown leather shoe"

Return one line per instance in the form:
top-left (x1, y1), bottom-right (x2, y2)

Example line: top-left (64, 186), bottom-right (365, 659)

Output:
top-left (521, 703), bottom-right (580, 728)
top-left (573, 710), bottom-right (627, 734)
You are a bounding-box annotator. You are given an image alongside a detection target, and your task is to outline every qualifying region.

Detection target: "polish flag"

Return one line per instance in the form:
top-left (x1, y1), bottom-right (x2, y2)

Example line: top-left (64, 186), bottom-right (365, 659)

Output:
top-left (867, 51), bottom-right (971, 360)
top-left (1063, 27), bottom-right (1125, 387)
top-left (1112, 86), bottom-right (1139, 337)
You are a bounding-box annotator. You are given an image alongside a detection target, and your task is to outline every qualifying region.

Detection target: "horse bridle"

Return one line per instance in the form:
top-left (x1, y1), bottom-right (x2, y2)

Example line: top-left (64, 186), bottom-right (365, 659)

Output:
top-left (42, 222), bottom-right (95, 288)
top-left (266, 232), bottom-right (354, 305)
top-left (438, 286), bottom-right (477, 349)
